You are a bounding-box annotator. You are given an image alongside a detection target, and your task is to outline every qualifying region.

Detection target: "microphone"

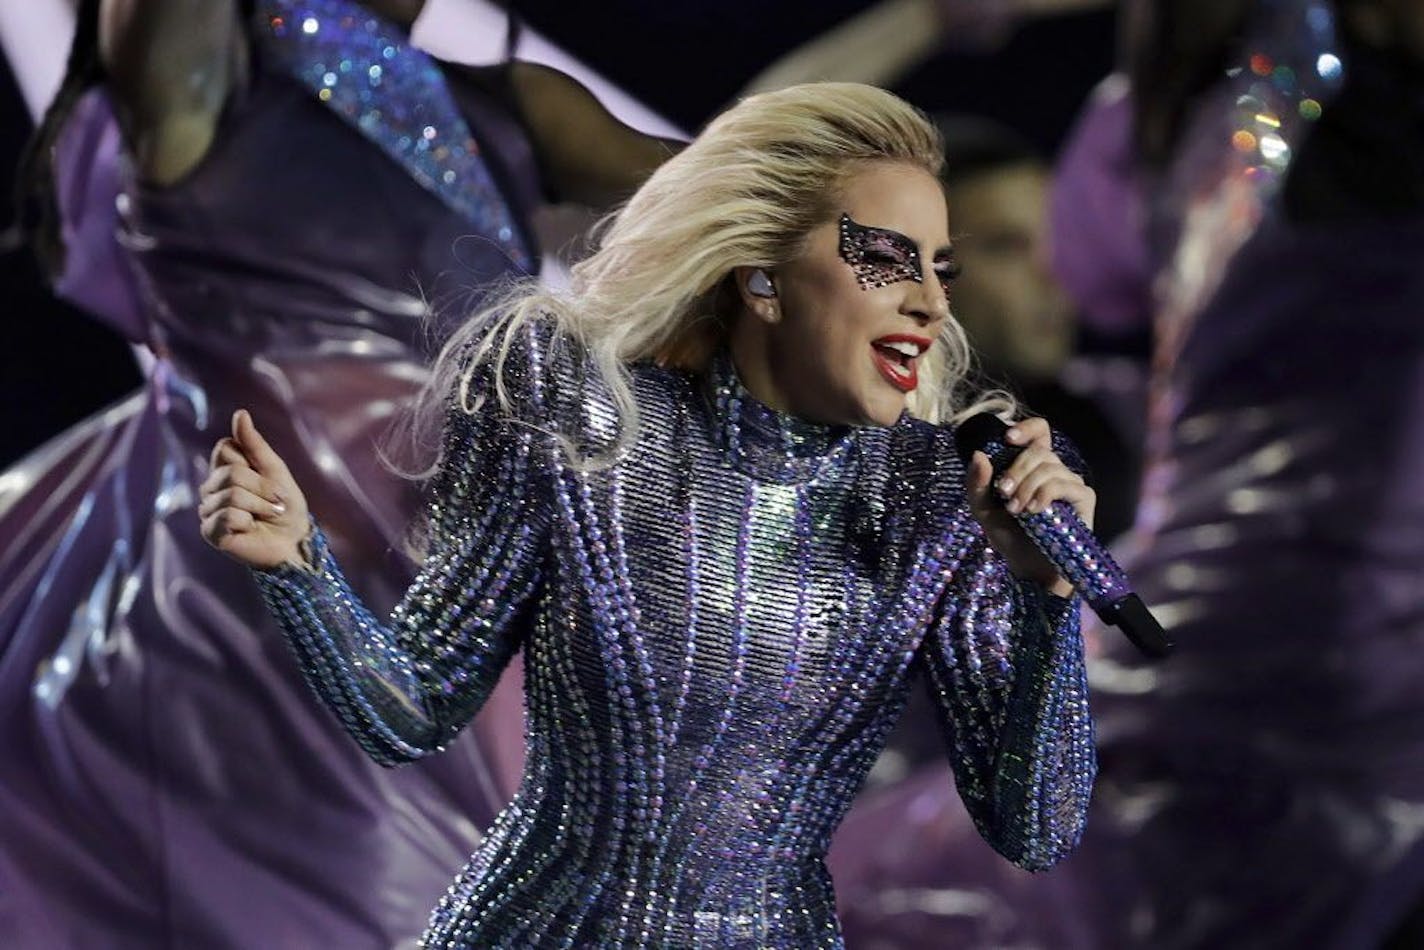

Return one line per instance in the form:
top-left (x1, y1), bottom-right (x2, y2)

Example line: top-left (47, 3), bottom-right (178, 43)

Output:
top-left (955, 413), bottom-right (1172, 659)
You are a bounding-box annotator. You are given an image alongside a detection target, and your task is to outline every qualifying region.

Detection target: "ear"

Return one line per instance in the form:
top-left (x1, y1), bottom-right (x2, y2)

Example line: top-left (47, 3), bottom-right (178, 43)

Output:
top-left (733, 266), bottom-right (780, 324)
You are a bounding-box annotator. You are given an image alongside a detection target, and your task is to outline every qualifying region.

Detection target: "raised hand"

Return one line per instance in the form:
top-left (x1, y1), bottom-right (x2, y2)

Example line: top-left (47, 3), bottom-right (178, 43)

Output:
top-left (964, 416), bottom-right (1096, 597)
top-left (200, 409), bottom-right (311, 570)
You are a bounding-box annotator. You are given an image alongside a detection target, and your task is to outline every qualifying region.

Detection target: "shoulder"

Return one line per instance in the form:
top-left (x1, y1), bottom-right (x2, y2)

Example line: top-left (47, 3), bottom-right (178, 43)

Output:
top-left (873, 416), bottom-right (968, 513)
top-left (886, 415), bottom-right (966, 478)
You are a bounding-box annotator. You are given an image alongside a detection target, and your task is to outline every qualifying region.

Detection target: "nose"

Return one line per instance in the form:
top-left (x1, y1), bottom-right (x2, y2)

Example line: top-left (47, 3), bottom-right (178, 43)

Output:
top-left (902, 277), bottom-right (950, 328)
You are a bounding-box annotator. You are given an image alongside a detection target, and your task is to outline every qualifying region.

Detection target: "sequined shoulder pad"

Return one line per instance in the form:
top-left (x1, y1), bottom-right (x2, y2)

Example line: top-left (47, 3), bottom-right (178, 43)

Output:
top-left (882, 417), bottom-right (968, 518)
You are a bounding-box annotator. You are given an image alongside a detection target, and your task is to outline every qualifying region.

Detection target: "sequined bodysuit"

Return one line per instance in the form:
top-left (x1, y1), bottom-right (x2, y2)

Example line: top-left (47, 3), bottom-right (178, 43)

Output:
top-left (255, 326), bottom-right (1096, 948)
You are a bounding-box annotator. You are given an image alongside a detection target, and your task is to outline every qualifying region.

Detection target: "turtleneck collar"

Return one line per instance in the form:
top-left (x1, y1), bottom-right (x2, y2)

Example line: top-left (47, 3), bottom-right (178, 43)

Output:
top-left (704, 350), bottom-right (858, 484)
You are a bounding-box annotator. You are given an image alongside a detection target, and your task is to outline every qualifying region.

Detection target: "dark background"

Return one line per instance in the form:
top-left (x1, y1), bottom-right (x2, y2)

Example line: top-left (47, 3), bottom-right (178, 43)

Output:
top-left (0, 2), bottom-right (1117, 468)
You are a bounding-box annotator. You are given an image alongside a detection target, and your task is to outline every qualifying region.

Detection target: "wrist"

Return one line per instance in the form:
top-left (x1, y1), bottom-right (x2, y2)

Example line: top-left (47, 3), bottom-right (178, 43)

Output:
top-left (271, 519), bottom-right (320, 574)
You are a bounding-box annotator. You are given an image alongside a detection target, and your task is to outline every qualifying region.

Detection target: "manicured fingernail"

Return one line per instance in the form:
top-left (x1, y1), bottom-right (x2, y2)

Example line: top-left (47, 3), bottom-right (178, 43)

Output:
top-left (1005, 498), bottom-right (1021, 513)
top-left (272, 502), bottom-right (287, 514)
top-left (996, 478), bottom-right (1015, 496)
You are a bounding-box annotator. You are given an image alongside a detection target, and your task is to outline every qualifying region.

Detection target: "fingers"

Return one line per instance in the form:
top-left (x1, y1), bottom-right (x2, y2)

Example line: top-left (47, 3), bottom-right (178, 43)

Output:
top-left (1003, 416), bottom-right (1051, 451)
top-left (198, 483), bottom-right (286, 521)
top-left (201, 507), bottom-right (256, 546)
top-left (997, 465), bottom-right (1086, 515)
top-left (200, 460), bottom-right (281, 503)
top-left (1002, 456), bottom-right (1083, 511)
top-left (200, 429), bottom-right (289, 551)
top-left (993, 445), bottom-right (1050, 506)
top-left (209, 436), bottom-right (244, 472)
top-left (965, 451), bottom-right (994, 513)
top-left (232, 409), bottom-right (289, 478)
top-left (991, 419), bottom-right (1094, 518)
top-left (1022, 476), bottom-right (1093, 515)
top-left (967, 451), bottom-right (992, 492)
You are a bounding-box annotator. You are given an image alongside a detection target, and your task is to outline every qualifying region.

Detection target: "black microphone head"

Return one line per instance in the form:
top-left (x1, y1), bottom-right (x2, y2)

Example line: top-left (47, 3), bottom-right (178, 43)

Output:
top-left (1106, 594), bottom-right (1174, 658)
top-left (954, 412), bottom-right (1010, 466)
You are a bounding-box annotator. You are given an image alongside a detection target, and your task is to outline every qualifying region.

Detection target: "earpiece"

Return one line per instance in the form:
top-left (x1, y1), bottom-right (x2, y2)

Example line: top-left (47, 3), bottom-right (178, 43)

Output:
top-left (746, 269), bottom-right (777, 299)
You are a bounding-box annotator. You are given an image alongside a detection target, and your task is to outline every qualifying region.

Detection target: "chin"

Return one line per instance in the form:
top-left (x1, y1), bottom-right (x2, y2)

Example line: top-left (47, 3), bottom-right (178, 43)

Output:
top-left (862, 397), bottom-right (906, 428)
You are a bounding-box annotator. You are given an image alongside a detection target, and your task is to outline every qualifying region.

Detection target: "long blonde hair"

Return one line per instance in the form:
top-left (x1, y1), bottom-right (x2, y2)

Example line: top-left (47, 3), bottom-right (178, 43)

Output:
top-left (410, 82), bottom-right (1009, 475)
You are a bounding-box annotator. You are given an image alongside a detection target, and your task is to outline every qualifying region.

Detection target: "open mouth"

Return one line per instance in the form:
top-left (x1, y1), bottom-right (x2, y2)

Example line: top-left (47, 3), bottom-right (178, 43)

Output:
top-left (871, 335), bottom-right (932, 393)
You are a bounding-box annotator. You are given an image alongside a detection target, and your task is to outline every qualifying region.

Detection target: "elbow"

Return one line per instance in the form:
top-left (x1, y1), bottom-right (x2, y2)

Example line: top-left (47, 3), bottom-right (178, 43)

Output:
top-left (992, 809), bottom-right (1089, 872)
top-left (353, 719), bottom-right (443, 769)
top-left (366, 742), bottom-right (434, 769)
top-left (1003, 824), bottom-right (1084, 873)
top-left (992, 758), bottom-right (1098, 872)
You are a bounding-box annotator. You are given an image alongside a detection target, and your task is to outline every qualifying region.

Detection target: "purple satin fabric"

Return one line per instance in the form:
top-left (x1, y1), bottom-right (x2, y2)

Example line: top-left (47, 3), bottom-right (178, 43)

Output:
top-left (0, 43), bottom-right (539, 949)
top-left (49, 91), bottom-right (147, 343)
top-left (1047, 76), bottom-right (1153, 340)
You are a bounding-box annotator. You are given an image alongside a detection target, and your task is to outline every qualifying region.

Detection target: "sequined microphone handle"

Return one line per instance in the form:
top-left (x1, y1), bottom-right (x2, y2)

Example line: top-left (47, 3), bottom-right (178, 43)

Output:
top-left (955, 413), bottom-right (1172, 659)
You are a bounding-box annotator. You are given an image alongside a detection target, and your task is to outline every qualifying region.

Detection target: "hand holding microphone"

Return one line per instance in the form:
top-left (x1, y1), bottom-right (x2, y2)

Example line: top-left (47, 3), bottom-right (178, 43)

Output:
top-left (958, 413), bottom-right (1171, 659)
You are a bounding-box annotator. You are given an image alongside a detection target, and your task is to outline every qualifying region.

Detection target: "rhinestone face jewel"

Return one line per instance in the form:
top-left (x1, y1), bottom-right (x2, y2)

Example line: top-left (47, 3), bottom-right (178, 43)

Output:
top-left (837, 213), bottom-right (960, 294)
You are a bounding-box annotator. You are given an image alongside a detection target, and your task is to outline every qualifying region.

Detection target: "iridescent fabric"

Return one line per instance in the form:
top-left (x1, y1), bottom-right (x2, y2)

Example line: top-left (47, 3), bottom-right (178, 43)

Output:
top-left (252, 324), bottom-right (1096, 948)
top-left (832, 1), bottom-right (1424, 947)
top-left (258, 0), bottom-right (534, 270)
top-left (0, 8), bottom-right (542, 946)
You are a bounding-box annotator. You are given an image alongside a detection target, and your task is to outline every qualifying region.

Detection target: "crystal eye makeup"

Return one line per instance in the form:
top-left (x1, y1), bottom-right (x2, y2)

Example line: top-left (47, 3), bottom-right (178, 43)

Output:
top-left (838, 213), bottom-right (920, 289)
top-left (837, 213), bottom-right (958, 292)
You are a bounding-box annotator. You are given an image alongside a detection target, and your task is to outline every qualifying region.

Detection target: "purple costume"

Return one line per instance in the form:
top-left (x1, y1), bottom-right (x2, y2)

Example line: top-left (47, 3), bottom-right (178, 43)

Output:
top-left (0, 2), bottom-right (544, 945)
top-left (251, 321), bottom-right (1096, 946)
top-left (832, 1), bottom-right (1424, 946)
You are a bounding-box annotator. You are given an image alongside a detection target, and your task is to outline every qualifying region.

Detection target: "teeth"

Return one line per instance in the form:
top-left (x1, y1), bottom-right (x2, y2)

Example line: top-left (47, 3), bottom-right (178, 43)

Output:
top-left (880, 340), bottom-right (922, 357)
top-left (880, 355), bottom-right (910, 378)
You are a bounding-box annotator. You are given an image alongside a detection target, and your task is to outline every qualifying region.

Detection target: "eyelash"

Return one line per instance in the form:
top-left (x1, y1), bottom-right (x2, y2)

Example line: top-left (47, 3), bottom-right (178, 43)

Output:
top-left (933, 260), bottom-right (961, 284)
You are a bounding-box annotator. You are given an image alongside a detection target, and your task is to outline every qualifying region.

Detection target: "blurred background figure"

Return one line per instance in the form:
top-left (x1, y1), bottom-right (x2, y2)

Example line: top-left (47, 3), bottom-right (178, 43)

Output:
top-left (832, 0), bottom-right (1424, 947)
top-left (0, 1), bottom-right (674, 946)
top-left (934, 114), bottom-right (1140, 543)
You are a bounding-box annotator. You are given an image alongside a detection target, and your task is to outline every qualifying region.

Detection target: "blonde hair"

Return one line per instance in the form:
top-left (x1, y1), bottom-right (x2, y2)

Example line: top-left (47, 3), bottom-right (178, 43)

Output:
top-left (408, 82), bottom-right (1011, 475)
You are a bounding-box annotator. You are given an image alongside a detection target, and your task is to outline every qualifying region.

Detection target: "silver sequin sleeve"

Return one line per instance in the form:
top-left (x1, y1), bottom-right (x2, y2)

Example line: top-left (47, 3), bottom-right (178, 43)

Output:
top-left (919, 518), bottom-right (1096, 872)
top-left (251, 353), bottom-right (552, 766)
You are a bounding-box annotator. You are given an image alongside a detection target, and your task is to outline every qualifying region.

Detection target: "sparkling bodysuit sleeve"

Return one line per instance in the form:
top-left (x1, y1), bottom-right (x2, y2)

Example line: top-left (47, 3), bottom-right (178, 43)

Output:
top-left (251, 347), bottom-right (553, 766)
top-left (918, 525), bottom-right (1097, 871)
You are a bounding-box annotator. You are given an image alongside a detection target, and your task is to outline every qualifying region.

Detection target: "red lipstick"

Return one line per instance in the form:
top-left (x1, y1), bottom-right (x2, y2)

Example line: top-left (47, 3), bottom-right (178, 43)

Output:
top-left (870, 334), bottom-right (933, 394)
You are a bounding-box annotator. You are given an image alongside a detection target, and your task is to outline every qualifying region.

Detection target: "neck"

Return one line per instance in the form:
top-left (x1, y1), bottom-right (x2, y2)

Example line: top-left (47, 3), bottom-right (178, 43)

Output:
top-left (706, 349), bottom-right (855, 485)
top-left (728, 312), bottom-right (792, 416)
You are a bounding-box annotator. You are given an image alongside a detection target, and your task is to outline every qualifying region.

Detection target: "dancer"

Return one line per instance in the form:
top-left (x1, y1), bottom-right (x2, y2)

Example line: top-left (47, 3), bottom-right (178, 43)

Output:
top-left (203, 81), bottom-right (1099, 947)
top-left (0, 1), bottom-right (671, 946)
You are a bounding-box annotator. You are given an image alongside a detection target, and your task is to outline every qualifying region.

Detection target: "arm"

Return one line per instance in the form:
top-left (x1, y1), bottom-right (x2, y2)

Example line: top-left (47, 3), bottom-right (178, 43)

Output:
top-left (98, 0), bottom-right (245, 184)
top-left (917, 524), bottom-right (1095, 870)
top-left (738, 0), bottom-right (1112, 98)
top-left (739, 0), bottom-right (945, 98)
top-left (503, 61), bottom-right (682, 210)
top-left (226, 333), bottom-right (554, 766)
